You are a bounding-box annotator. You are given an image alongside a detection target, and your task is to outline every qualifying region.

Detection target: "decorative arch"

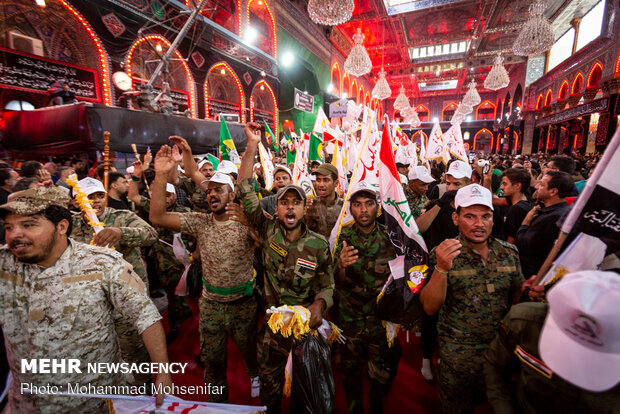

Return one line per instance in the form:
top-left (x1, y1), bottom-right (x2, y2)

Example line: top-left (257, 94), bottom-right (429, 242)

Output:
top-left (442, 102), bottom-right (458, 121)
top-left (125, 34), bottom-right (196, 117)
top-left (476, 100), bottom-right (496, 120)
top-left (558, 80), bottom-right (569, 101)
top-left (351, 79), bottom-right (358, 102)
top-left (204, 62), bottom-right (245, 122)
top-left (587, 62), bottom-right (603, 88)
top-left (544, 89), bottom-right (552, 107)
top-left (331, 63), bottom-right (342, 96)
top-left (342, 73), bottom-right (350, 98)
top-left (247, 0), bottom-right (277, 58)
top-left (250, 80), bottom-right (278, 135)
top-left (415, 104), bottom-right (429, 122)
top-left (185, 0), bottom-right (241, 36)
top-left (572, 73), bottom-right (584, 94)
top-left (473, 128), bottom-right (494, 151)
top-left (616, 52), bottom-right (620, 76)
top-left (358, 85), bottom-right (364, 104)
top-left (412, 130), bottom-right (428, 147)
top-left (365, 91), bottom-right (371, 108)
top-left (536, 94), bottom-right (544, 110)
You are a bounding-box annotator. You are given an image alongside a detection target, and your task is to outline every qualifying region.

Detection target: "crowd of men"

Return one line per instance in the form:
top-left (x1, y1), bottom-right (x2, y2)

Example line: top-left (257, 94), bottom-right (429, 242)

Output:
top-left (0, 122), bottom-right (618, 414)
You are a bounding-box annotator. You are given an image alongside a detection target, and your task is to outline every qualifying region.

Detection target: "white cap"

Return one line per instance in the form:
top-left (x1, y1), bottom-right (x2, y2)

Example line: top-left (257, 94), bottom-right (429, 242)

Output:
top-left (74, 177), bottom-right (106, 196)
top-left (454, 184), bottom-right (493, 210)
top-left (349, 180), bottom-right (378, 199)
top-left (208, 172), bottom-right (234, 191)
top-left (399, 173), bottom-right (408, 185)
top-left (165, 183), bottom-right (176, 194)
top-left (408, 166), bottom-right (434, 183)
top-left (447, 160), bottom-right (472, 179)
top-left (197, 159), bottom-right (210, 170)
top-left (540, 270), bottom-right (620, 392)
top-left (217, 160), bottom-right (238, 175)
top-left (395, 152), bottom-right (409, 166)
top-left (126, 166), bottom-right (135, 175)
top-left (273, 165), bottom-right (292, 179)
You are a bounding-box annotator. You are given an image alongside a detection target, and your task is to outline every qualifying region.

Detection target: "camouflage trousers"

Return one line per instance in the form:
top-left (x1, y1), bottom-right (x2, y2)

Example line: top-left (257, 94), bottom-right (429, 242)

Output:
top-left (114, 313), bottom-right (153, 388)
top-left (199, 295), bottom-right (258, 403)
top-left (438, 342), bottom-right (488, 414)
top-left (339, 319), bottom-right (402, 414)
top-left (160, 264), bottom-right (192, 333)
top-left (257, 324), bottom-right (295, 414)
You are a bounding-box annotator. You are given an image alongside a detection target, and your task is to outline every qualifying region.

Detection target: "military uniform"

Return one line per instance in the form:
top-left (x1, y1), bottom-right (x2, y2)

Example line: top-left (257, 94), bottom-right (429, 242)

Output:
top-left (333, 223), bottom-right (401, 414)
top-left (305, 195), bottom-right (345, 239)
top-left (429, 235), bottom-right (524, 414)
top-left (237, 178), bottom-right (334, 413)
top-left (0, 240), bottom-right (161, 413)
top-left (71, 207), bottom-right (157, 387)
top-left (403, 185), bottom-right (428, 219)
top-left (484, 302), bottom-right (620, 414)
top-left (178, 176), bottom-right (211, 213)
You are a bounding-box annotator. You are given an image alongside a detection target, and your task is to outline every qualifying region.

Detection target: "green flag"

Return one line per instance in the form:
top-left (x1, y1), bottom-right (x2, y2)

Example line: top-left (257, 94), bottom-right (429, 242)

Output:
top-left (264, 121), bottom-right (278, 153)
top-left (308, 133), bottom-right (323, 162)
top-left (283, 130), bottom-right (296, 165)
top-left (219, 117), bottom-right (240, 165)
top-left (206, 153), bottom-right (220, 170)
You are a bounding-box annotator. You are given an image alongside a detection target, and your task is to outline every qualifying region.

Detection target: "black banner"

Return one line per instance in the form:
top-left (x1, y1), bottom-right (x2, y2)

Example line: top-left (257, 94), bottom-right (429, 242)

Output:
top-left (0, 47), bottom-right (100, 102)
top-left (572, 185), bottom-right (620, 255)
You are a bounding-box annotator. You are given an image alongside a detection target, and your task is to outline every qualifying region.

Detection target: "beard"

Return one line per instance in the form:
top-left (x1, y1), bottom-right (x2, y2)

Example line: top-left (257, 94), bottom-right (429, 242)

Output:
top-left (12, 229), bottom-right (58, 264)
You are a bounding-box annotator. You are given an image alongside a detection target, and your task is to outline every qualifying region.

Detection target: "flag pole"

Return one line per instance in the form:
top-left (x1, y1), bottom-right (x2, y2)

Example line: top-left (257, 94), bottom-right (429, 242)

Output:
top-left (533, 127), bottom-right (620, 285)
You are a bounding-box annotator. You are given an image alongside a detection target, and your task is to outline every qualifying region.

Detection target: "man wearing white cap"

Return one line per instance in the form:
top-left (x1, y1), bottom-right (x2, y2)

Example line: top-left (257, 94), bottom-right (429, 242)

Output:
top-left (419, 183), bottom-right (524, 414)
top-left (404, 166), bottom-right (434, 218)
top-left (485, 270), bottom-right (620, 413)
top-left (150, 145), bottom-right (260, 403)
top-left (333, 181), bottom-right (401, 413)
top-left (70, 176), bottom-right (159, 388)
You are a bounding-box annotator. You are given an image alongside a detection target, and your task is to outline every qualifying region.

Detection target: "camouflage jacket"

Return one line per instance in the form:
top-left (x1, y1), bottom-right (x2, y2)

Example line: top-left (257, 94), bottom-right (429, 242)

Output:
top-left (237, 178), bottom-right (334, 309)
top-left (333, 223), bottom-right (396, 328)
top-left (305, 195), bottom-right (344, 239)
top-left (0, 240), bottom-right (161, 413)
top-left (403, 185), bottom-right (428, 219)
top-left (71, 208), bottom-right (157, 287)
top-left (429, 235), bottom-right (524, 347)
top-left (178, 176), bottom-right (211, 213)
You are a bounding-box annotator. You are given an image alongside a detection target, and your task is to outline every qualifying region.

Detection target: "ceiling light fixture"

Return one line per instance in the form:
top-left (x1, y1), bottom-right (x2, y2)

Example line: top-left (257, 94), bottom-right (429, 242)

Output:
top-left (245, 27), bottom-right (258, 44)
top-left (372, 25), bottom-right (391, 101)
top-left (281, 51), bottom-right (295, 68)
top-left (393, 85), bottom-right (410, 111)
top-left (344, 28), bottom-right (372, 77)
top-left (513, 1), bottom-right (554, 57)
top-left (307, 0), bottom-right (354, 26)
top-left (484, 53), bottom-right (511, 90)
top-left (462, 80), bottom-right (481, 106)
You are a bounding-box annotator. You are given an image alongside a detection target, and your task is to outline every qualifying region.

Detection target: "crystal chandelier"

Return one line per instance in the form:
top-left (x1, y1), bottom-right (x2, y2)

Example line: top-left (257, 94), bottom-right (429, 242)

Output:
top-left (513, 1), bottom-right (554, 57)
top-left (307, 0), bottom-right (354, 26)
top-left (484, 53), bottom-right (511, 91)
top-left (372, 68), bottom-right (392, 100)
top-left (402, 105), bottom-right (421, 128)
top-left (344, 28), bottom-right (372, 77)
top-left (393, 85), bottom-right (410, 111)
top-left (462, 80), bottom-right (481, 106)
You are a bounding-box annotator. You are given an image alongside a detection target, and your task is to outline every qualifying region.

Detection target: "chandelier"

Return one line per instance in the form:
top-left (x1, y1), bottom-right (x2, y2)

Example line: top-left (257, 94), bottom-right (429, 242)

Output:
top-left (484, 53), bottom-right (511, 91)
top-left (393, 85), bottom-right (410, 111)
top-left (462, 80), bottom-right (481, 106)
top-left (402, 105), bottom-right (421, 128)
top-left (344, 28), bottom-right (372, 77)
top-left (513, 1), bottom-right (554, 57)
top-left (372, 67), bottom-right (392, 100)
top-left (307, 0), bottom-right (354, 26)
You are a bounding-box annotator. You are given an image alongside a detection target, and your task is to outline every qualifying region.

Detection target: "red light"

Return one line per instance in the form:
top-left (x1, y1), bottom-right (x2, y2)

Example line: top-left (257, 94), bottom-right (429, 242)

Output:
top-left (204, 62), bottom-right (245, 122)
top-left (251, 81), bottom-right (278, 136)
top-left (247, 0), bottom-right (277, 58)
top-left (587, 62), bottom-right (603, 88)
top-left (572, 73), bottom-right (583, 94)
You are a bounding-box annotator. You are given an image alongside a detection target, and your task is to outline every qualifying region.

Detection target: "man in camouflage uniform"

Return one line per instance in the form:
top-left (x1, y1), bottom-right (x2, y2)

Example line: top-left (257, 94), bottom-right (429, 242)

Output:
top-left (333, 181), bottom-right (401, 414)
top-left (237, 122), bottom-right (334, 414)
top-left (150, 140), bottom-right (259, 403)
top-left (306, 163), bottom-right (344, 239)
top-left (0, 187), bottom-right (169, 413)
top-left (128, 161), bottom-right (193, 342)
top-left (70, 177), bottom-right (158, 388)
top-left (404, 165), bottom-right (434, 219)
top-left (420, 184), bottom-right (524, 414)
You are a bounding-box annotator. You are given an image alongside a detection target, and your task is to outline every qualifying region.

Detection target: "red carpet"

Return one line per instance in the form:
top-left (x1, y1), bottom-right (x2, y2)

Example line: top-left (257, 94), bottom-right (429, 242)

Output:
top-left (161, 298), bottom-right (492, 413)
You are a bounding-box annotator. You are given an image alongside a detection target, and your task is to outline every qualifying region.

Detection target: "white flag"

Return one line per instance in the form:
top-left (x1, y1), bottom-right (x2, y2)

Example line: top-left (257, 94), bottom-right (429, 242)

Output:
top-left (258, 142), bottom-right (275, 190)
top-left (425, 122), bottom-right (449, 164)
top-left (293, 141), bottom-right (314, 197)
top-left (313, 107), bottom-right (330, 135)
top-left (444, 123), bottom-right (468, 162)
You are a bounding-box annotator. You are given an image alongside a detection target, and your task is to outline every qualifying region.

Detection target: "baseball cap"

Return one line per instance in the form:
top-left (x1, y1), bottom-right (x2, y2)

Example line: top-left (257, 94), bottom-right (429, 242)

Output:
top-left (197, 159), bottom-right (212, 170)
top-left (165, 183), bottom-right (176, 194)
top-left (539, 270), bottom-right (620, 392)
top-left (0, 187), bottom-right (70, 215)
top-left (408, 166), bottom-right (434, 183)
top-left (315, 163), bottom-right (338, 178)
top-left (74, 177), bottom-right (106, 196)
top-left (217, 160), bottom-right (238, 175)
top-left (208, 172), bottom-right (234, 191)
top-left (454, 184), bottom-right (493, 210)
top-left (273, 165), bottom-right (293, 179)
top-left (447, 160), bottom-right (472, 179)
top-left (276, 184), bottom-right (306, 201)
top-left (126, 166), bottom-right (135, 175)
top-left (349, 180), bottom-right (378, 200)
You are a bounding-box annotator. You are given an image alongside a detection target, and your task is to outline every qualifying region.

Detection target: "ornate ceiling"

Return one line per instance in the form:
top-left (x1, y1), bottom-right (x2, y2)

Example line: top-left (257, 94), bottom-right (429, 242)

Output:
top-left (314, 0), bottom-right (575, 100)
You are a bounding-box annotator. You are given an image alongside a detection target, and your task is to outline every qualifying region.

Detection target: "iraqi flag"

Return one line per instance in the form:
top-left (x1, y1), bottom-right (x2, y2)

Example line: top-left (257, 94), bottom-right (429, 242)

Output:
top-left (375, 115), bottom-right (429, 324)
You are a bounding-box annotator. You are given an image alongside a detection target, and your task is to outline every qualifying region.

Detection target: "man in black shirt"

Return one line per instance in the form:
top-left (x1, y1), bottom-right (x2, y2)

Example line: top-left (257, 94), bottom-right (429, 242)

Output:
top-left (515, 171), bottom-right (573, 277)
top-left (107, 171), bottom-right (131, 210)
top-left (500, 168), bottom-right (533, 243)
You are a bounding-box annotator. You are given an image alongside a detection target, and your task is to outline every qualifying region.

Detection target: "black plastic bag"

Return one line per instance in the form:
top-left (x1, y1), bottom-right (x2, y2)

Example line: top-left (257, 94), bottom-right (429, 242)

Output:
top-left (186, 263), bottom-right (203, 299)
top-left (374, 275), bottom-right (426, 326)
top-left (290, 334), bottom-right (335, 414)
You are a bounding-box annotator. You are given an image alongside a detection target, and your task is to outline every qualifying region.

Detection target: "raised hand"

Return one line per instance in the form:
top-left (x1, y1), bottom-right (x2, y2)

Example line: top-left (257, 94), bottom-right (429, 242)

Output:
top-left (154, 145), bottom-right (176, 175)
top-left (143, 148), bottom-right (153, 169)
top-left (435, 238), bottom-right (462, 272)
top-left (132, 160), bottom-right (143, 177)
top-left (244, 122), bottom-right (262, 145)
top-left (169, 136), bottom-right (191, 153)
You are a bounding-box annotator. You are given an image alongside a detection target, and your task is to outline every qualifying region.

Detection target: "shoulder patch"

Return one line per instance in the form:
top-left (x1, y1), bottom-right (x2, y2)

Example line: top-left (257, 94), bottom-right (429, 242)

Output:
top-left (514, 345), bottom-right (553, 379)
top-left (270, 242), bottom-right (287, 257)
top-left (118, 263), bottom-right (147, 295)
top-left (62, 273), bottom-right (103, 284)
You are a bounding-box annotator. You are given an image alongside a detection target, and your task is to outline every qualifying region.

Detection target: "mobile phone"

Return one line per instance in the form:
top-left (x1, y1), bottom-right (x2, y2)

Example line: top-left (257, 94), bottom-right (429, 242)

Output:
top-left (468, 153), bottom-right (475, 163)
top-left (483, 164), bottom-right (490, 174)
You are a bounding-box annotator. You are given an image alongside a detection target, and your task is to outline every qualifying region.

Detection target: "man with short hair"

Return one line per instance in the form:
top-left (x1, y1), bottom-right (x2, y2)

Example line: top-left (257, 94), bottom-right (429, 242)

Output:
top-left (547, 155), bottom-right (575, 174)
top-left (0, 168), bottom-right (19, 205)
top-left (259, 165), bottom-right (293, 216)
top-left (420, 184), bottom-right (524, 414)
top-left (56, 166), bottom-right (75, 196)
top-left (333, 181), bottom-right (401, 413)
top-left (237, 122), bottom-right (334, 413)
top-left (0, 187), bottom-right (170, 412)
top-left (20, 160), bottom-right (50, 183)
top-left (515, 171), bottom-right (573, 277)
top-left (150, 140), bottom-right (259, 403)
top-left (499, 168), bottom-right (533, 243)
top-left (107, 171), bottom-right (131, 210)
top-left (197, 159), bottom-right (215, 179)
top-left (70, 157), bottom-right (87, 180)
top-left (306, 163), bottom-right (344, 238)
top-left (404, 166), bottom-right (434, 218)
